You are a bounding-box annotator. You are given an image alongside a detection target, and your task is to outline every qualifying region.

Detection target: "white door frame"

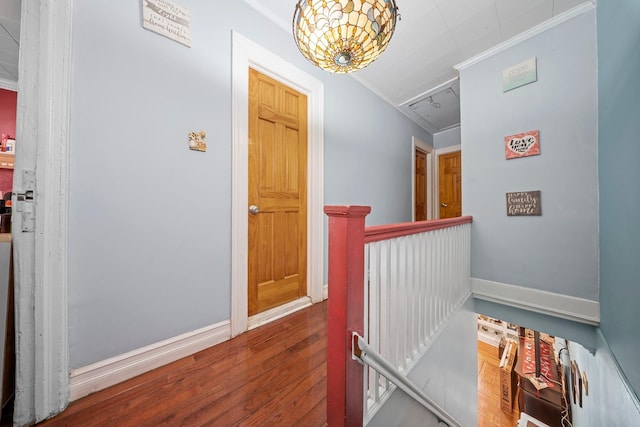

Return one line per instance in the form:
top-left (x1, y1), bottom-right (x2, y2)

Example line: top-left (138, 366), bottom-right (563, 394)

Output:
top-left (433, 144), bottom-right (461, 219)
top-left (230, 32), bottom-right (324, 337)
top-left (411, 137), bottom-right (433, 220)
top-left (14, 0), bottom-right (73, 423)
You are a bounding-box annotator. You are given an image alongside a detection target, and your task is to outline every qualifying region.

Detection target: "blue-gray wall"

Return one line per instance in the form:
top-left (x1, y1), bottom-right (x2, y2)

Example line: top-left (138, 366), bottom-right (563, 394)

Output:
top-left (433, 126), bottom-right (460, 149)
top-left (597, 0), bottom-right (640, 397)
top-left (324, 75), bottom-right (433, 225)
top-left (68, 0), bottom-right (432, 367)
top-left (459, 10), bottom-right (599, 300)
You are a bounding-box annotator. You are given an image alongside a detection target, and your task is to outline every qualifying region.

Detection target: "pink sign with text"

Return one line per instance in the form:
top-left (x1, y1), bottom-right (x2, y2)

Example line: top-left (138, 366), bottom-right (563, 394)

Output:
top-left (504, 130), bottom-right (540, 159)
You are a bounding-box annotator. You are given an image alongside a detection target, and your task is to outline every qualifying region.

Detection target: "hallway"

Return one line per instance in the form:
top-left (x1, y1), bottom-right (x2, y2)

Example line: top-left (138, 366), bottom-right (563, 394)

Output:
top-left (36, 302), bottom-right (328, 426)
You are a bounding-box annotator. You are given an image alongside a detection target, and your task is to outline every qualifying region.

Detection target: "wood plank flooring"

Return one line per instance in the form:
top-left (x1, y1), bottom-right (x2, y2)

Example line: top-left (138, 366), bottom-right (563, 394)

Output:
top-left (37, 302), bottom-right (328, 427)
top-left (3, 303), bottom-right (522, 426)
top-left (478, 341), bottom-right (519, 427)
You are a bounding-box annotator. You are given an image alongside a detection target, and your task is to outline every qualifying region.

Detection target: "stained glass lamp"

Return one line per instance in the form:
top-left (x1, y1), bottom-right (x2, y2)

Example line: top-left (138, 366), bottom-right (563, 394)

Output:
top-left (293, 0), bottom-right (399, 73)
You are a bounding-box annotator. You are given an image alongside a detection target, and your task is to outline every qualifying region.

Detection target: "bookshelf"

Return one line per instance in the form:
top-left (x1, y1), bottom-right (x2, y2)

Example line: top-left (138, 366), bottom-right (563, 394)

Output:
top-left (477, 315), bottom-right (519, 347)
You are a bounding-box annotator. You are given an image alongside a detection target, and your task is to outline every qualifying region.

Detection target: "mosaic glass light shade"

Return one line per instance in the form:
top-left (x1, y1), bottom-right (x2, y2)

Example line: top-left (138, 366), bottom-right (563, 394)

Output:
top-left (293, 0), bottom-right (399, 73)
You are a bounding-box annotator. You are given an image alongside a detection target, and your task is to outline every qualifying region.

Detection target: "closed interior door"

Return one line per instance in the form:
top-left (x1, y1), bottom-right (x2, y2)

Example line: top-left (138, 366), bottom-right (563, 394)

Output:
top-left (438, 151), bottom-right (461, 218)
top-left (415, 148), bottom-right (427, 221)
top-left (248, 68), bottom-right (308, 316)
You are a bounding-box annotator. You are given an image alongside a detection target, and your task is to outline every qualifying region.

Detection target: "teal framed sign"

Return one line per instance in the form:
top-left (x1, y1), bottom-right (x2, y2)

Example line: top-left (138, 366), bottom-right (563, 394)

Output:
top-left (502, 57), bottom-right (537, 92)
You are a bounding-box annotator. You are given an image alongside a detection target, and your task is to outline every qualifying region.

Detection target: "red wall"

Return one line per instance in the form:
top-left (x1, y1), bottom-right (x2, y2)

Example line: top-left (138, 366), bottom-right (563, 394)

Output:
top-left (0, 170), bottom-right (11, 195)
top-left (0, 88), bottom-right (17, 139)
top-left (0, 88), bottom-right (16, 196)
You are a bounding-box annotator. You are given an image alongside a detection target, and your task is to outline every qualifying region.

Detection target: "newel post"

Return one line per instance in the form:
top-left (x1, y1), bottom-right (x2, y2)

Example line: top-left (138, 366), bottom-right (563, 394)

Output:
top-left (324, 205), bottom-right (371, 427)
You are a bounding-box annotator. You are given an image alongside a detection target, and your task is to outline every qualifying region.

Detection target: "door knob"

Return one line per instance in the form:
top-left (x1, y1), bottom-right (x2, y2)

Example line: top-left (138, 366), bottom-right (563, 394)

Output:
top-left (441, 203), bottom-right (448, 207)
top-left (249, 205), bottom-right (260, 215)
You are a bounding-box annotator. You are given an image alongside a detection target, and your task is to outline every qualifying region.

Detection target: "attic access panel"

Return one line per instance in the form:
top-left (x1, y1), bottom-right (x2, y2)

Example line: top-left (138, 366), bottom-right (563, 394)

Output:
top-left (409, 86), bottom-right (460, 131)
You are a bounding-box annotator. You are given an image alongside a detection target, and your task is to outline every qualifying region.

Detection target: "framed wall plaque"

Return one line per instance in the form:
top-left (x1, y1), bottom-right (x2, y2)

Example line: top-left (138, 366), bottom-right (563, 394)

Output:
top-left (502, 57), bottom-right (537, 92)
top-left (505, 130), bottom-right (540, 160)
top-left (506, 191), bottom-right (541, 216)
top-left (142, 0), bottom-right (191, 47)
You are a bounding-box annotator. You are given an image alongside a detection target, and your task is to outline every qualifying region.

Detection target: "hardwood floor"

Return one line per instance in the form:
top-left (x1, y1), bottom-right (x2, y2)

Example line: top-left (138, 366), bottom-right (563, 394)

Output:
top-left (37, 302), bottom-right (328, 427)
top-left (478, 341), bottom-right (520, 427)
top-left (5, 304), bottom-right (521, 426)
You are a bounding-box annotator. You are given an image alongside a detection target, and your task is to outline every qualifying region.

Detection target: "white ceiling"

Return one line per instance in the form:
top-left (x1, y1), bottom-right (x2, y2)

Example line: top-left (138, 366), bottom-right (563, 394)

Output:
top-left (0, 0), bottom-right (19, 82)
top-left (1, 1), bottom-right (592, 131)
top-left (247, 0), bottom-right (592, 133)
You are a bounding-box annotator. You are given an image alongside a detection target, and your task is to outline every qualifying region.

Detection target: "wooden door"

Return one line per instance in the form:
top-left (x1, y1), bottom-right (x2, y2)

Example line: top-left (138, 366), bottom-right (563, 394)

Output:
top-left (248, 68), bottom-right (308, 316)
top-left (438, 151), bottom-right (461, 218)
top-left (414, 148), bottom-right (427, 221)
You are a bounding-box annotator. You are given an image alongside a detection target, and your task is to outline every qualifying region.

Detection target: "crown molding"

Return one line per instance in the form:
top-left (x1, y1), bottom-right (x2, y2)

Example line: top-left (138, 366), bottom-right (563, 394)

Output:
top-left (454, 2), bottom-right (595, 71)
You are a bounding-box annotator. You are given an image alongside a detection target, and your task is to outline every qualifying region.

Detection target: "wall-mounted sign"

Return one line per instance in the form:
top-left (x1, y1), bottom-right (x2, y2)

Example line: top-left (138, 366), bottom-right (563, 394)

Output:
top-left (142, 0), bottom-right (191, 47)
top-left (505, 130), bottom-right (540, 159)
top-left (502, 57), bottom-right (537, 92)
top-left (506, 191), bottom-right (541, 216)
top-left (188, 131), bottom-right (207, 152)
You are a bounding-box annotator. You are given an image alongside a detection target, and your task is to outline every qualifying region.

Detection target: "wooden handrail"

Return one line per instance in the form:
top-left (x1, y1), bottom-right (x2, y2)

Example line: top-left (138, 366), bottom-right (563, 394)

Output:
top-left (364, 215), bottom-right (473, 243)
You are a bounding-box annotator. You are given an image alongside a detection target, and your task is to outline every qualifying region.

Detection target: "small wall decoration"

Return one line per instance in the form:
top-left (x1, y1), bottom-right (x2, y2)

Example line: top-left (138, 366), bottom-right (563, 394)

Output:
top-left (188, 131), bottom-right (207, 152)
top-left (506, 191), bottom-right (541, 216)
top-left (571, 361), bottom-right (584, 407)
top-left (582, 371), bottom-right (589, 396)
top-left (142, 0), bottom-right (191, 47)
top-left (505, 130), bottom-right (540, 159)
top-left (502, 57), bottom-right (537, 92)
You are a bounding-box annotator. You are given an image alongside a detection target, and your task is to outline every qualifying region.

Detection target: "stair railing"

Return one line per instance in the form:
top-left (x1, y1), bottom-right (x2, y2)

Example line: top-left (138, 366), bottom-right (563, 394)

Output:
top-left (325, 206), bottom-right (472, 426)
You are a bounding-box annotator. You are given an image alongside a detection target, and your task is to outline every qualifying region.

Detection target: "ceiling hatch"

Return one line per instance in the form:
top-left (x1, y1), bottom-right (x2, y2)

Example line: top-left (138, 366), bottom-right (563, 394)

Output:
top-left (399, 78), bottom-right (460, 134)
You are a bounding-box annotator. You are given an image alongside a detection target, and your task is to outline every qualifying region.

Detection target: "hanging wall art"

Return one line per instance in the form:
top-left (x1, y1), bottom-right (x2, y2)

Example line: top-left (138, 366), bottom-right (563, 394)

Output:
top-left (505, 130), bottom-right (540, 160)
top-left (506, 191), bottom-right (541, 216)
top-left (502, 57), bottom-right (537, 92)
top-left (142, 0), bottom-right (191, 47)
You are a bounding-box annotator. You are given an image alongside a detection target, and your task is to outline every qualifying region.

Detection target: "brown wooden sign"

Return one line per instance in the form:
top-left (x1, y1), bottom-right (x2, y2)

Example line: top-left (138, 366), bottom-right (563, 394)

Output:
top-left (506, 191), bottom-right (541, 216)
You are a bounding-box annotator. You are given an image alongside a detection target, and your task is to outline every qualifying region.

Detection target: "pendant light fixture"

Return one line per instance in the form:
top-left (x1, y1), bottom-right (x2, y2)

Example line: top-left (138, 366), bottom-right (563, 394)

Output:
top-left (293, 0), bottom-right (399, 74)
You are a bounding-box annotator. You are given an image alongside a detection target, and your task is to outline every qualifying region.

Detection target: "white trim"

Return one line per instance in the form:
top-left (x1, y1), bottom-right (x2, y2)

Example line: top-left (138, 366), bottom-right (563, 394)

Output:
top-left (399, 77), bottom-right (459, 110)
top-left (433, 144), bottom-right (461, 219)
top-left (0, 77), bottom-right (17, 92)
top-left (323, 283), bottom-right (328, 300)
top-left (411, 137), bottom-right (434, 221)
top-left (454, 2), bottom-right (595, 71)
top-left (69, 321), bottom-right (231, 401)
top-left (13, 0), bottom-right (73, 423)
top-left (471, 277), bottom-right (600, 325)
top-left (231, 31), bottom-right (324, 337)
top-left (248, 297), bottom-right (312, 330)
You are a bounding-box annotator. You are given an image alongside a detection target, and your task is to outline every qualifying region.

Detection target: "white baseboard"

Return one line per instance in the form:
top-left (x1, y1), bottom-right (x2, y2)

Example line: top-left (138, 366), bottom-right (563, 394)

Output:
top-left (69, 320), bottom-right (231, 401)
top-left (471, 277), bottom-right (600, 325)
top-left (248, 297), bottom-right (312, 330)
top-left (323, 284), bottom-right (328, 300)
